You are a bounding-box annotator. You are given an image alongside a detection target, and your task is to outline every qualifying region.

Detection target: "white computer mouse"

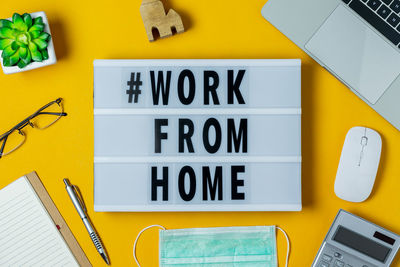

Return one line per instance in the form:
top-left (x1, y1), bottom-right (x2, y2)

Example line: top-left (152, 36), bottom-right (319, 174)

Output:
top-left (334, 126), bottom-right (382, 202)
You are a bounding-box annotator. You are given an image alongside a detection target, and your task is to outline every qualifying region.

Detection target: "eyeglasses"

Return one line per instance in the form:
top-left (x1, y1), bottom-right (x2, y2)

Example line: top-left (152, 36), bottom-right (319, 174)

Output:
top-left (0, 98), bottom-right (67, 158)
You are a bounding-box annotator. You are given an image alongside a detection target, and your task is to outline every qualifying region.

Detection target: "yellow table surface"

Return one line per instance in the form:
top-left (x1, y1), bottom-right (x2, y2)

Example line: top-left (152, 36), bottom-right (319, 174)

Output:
top-left (1, 0), bottom-right (400, 266)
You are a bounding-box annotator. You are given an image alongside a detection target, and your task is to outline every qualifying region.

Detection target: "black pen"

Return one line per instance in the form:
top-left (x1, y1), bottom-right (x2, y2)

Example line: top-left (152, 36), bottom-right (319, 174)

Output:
top-left (64, 178), bottom-right (110, 265)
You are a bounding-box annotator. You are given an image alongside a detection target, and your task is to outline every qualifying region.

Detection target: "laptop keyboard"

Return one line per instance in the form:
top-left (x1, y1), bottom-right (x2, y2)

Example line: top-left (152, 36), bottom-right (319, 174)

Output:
top-left (342, 0), bottom-right (400, 48)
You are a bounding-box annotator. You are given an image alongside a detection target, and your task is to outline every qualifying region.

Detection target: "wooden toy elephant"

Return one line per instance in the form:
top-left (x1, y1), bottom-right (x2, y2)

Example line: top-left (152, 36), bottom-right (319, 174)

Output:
top-left (140, 0), bottom-right (185, 41)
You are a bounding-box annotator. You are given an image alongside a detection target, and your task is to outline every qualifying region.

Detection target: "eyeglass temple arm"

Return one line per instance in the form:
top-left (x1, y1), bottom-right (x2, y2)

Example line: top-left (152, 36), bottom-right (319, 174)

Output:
top-left (36, 98), bottom-right (62, 112)
top-left (36, 112), bottom-right (67, 116)
top-left (0, 135), bottom-right (8, 158)
top-left (14, 118), bottom-right (33, 130)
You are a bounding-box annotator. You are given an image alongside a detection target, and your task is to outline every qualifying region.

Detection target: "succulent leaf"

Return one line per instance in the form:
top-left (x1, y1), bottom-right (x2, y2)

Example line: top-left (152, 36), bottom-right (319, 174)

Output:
top-left (38, 32), bottom-right (50, 41)
top-left (12, 13), bottom-right (22, 23)
top-left (0, 27), bottom-right (15, 39)
top-left (7, 48), bottom-right (20, 65)
top-left (31, 50), bottom-right (42, 62)
top-left (15, 40), bottom-right (28, 48)
top-left (33, 38), bottom-right (48, 50)
top-left (28, 41), bottom-right (38, 51)
top-left (12, 13), bottom-right (28, 31)
top-left (33, 17), bottom-right (43, 25)
top-left (21, 49), bottom-right (31, 64)
top-left (22, 13), bottom-right (32, 28)
top-left (1, 45), bottom-right (16, 58)
top-left (3, 57), bottom-right (11, 66)
top-left (29, 42), bottom-right (42, 61)
top-left (19, 46), bottom-right (28, 58)
top-left (30, 30), bottom-right (41, 39)
top-left (28, 24), bottom-right (44, 32)
top-left (41, 49), bottom-right (49, 60)
top-left (0, 38), bottom-right (13, 49)
top-left (0, 19), bottom-right (12, 28)
top-left (11, 41), bottom-right (19, 50)
top-left (17, 59), bottom-right (28, 68)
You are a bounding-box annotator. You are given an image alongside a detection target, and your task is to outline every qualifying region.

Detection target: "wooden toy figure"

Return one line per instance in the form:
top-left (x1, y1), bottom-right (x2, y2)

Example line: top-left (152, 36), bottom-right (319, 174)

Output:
top-left (140, 0), bottom-right (185, 42)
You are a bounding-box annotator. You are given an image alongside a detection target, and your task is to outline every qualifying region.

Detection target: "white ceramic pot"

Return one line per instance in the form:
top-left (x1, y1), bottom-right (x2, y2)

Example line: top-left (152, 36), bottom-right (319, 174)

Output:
top-left (0, 11), bottom-right (57, 74)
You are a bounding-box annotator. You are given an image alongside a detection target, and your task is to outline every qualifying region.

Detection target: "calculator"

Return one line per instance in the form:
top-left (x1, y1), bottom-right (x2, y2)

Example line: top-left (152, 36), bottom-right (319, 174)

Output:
top-left (312, 209), bottom-right (400, 267)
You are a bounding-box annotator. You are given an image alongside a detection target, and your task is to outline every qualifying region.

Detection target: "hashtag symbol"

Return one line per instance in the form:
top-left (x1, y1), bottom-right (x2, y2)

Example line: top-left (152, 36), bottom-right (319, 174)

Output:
top-left (126, 72), bottom-right (143, 103)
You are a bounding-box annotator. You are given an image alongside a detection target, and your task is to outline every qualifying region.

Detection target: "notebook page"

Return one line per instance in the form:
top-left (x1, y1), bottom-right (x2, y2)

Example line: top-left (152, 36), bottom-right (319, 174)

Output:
top-left (0, 176), bottom-right (79, 267)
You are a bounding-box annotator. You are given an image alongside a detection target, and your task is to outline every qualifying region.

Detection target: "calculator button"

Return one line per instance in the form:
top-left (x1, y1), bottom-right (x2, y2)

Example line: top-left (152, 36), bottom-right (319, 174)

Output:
top-left (335, 260), bottom-right (345, 267)
top-left (334, 252), bottom-right (342, 258)
top-left (320, 262), bottom-right (330, 267)
top-left (382, 0), bottom-right (393, 4)
top-left (322, 254), bottom-right (333, 262)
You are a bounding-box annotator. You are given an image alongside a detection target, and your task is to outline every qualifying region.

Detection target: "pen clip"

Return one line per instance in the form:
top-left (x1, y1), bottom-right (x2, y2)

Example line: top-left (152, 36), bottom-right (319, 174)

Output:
top-left (72, 185), bottom-right (87, 212)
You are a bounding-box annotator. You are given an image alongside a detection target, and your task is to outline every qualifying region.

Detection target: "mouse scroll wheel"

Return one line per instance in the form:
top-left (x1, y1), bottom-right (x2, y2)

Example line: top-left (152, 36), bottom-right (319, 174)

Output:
top-left (361, 136), bottom-right (368, 146)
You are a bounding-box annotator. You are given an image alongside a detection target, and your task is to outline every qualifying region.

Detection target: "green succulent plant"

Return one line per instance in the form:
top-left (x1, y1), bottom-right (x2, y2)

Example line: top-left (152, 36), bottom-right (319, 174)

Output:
top-left (0, 13), bottom-right (51, 69)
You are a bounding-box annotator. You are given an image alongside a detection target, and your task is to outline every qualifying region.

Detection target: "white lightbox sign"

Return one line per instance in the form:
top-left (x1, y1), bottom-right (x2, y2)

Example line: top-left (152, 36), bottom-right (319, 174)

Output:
top-left (94, 59), bottom-right (302, 212)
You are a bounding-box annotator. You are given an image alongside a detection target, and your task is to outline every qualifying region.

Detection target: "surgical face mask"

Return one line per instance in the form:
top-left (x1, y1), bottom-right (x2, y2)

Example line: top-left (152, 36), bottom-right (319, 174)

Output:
top-left (133, 225), bottom-right (290, 267)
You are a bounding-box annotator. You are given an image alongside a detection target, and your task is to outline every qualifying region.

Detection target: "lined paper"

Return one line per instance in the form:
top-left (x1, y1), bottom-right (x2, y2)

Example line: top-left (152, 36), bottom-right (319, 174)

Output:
top-left (0, 177), bottom-right (79, 266)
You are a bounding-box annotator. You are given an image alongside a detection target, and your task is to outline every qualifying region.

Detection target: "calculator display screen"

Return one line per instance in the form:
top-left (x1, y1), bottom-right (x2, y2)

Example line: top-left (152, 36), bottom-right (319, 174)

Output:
top-left (333, 226), bottom-right (391, 263)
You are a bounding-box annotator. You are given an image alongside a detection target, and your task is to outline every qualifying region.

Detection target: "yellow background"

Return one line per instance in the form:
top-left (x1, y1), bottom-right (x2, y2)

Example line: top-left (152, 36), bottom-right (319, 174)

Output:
top-left (1, 0), bottom-right (400, 266)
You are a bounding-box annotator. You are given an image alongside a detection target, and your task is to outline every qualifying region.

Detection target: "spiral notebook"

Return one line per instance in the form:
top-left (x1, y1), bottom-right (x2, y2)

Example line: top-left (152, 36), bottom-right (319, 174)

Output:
top-left (0, 172), bottom-right (91, 266)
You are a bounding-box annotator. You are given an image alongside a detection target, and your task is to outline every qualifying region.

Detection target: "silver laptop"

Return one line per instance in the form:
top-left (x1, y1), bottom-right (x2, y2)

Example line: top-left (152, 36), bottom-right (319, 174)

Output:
top-left (262, 0), bottom-right (400, 130)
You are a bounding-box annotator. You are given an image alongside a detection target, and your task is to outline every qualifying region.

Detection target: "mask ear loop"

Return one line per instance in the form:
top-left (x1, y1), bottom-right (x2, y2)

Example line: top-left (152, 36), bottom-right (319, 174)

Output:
top-left (276, 226), bottom-right (290, 267)
top-left (133, 225), bottom-right (166, 267)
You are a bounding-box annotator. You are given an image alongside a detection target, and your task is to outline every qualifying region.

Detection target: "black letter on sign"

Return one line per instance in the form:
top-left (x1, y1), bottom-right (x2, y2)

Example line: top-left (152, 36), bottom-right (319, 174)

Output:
top-left (227, 70), bottom-right (246, 104)
top-left (179, 119), bottom-right (195, 153)
top-left (231, 165), bottom-right (245, 200)
top-left (151, 166), bottom-right (168, 201)
top-left (204, 71), bottom-right (220, 105)
top-left (177, 70), bottom-right (196, 105)
top-left (227, 119), bottom-right (248, 153)
top-left (203, 118), bottom-right (222, 154)
top-left (150, 71), bottom-right (171, 105)
top-left (155, 119), bottom-right (168, 153)
top-left (178, 166), bottom-right (196, 201)
top-left (202, 166), bottom-right (223, 201)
